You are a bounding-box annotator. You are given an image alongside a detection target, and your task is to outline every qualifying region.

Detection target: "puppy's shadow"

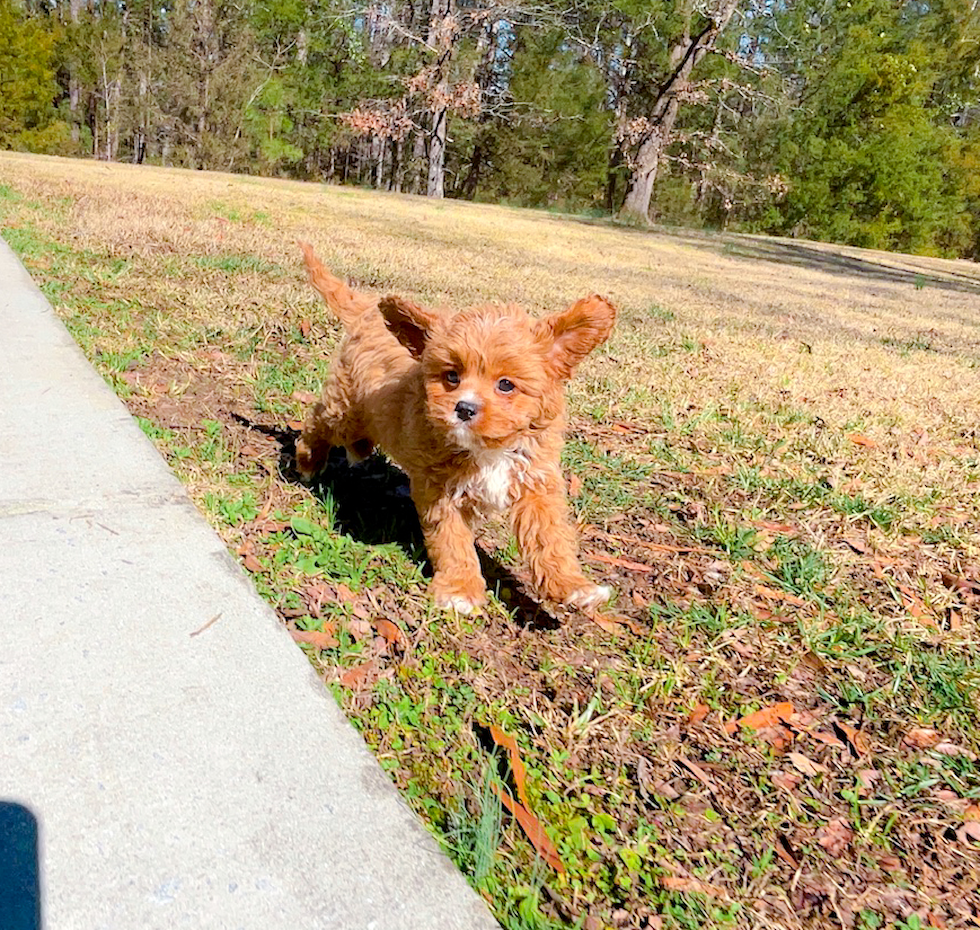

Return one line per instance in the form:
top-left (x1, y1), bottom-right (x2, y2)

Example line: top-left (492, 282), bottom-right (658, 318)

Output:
top-left (308, 447), bottom-right (425, 553)
top-left (269, 424), bottom-right (560, 630)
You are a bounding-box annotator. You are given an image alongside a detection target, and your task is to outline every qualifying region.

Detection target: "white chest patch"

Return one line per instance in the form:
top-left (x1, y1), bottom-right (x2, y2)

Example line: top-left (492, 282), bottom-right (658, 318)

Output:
top-left (451, 449), bottom-right (528, 512)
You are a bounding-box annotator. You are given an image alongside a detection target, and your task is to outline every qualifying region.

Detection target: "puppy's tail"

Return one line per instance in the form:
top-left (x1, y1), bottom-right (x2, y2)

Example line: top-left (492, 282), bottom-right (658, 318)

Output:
top-left (298, 241), bottom-right (374, 327)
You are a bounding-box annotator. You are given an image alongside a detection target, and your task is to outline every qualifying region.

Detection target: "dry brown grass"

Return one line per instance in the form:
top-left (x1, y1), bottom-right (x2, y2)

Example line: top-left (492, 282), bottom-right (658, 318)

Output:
top-left (10, 151), bottom-right (978, 536)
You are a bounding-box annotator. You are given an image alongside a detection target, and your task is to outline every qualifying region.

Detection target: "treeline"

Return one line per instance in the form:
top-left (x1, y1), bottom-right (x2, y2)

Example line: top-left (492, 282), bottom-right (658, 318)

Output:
top-left (2, 0), bottom-right (979, 258)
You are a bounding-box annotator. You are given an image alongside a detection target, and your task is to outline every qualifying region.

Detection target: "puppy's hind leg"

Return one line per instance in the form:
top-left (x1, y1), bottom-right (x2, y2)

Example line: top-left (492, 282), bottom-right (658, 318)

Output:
top-left (295, 372), bottom-right (354, 481)
top-left (295, 398), bottom-right (336, 481)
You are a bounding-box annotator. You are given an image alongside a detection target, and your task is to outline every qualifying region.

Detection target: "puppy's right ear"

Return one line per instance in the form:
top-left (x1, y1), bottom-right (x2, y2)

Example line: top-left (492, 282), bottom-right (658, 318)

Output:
top-left (379, 296), bottom-right (441, 359)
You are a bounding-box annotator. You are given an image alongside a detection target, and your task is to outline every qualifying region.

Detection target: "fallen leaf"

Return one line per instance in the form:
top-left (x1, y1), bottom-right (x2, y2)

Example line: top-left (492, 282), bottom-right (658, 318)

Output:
top-left (755, 725), bottom-right (794, 750)
top-left (373, 618), bottom-right (405, 648)
top-left (335, 583), bottom-right (357, 603)
top-left (956, 821), bottom-right (980, 845)
top-left (747, 603), bottom-right (776, 621)
top-left (941, 572), bottom-right (980, 596)
top-left (833, 720), bottom-right (869, 756)
top-left (810, 730), bottom-right (846, 749)
top-left (235, 542), bottom-right (264, 573)
top-left (687, 703), bottom-right (709, 727)
top-left (292, 390), bottom-right (317, 405)
top-left (903, 727), bottom-right (941, 749)
top-left (301, 579), bottom-right (335, 616)
top-left (491, 783), bottom-right (564, 872)
top-left (346, 617), bottom-right (373, 642)
top-left (849, 433), bottom-right (877, 448)
top-left (351, 601), bottom-right (373, 621)
top-left (299, 318), bottom-right (311, 337)
top-left (340, 661), bottom-right (376, 690)
top-left (582, 609), bottom-right (631, 634)
top-left (725, 701), bottom-right (795, 735)
top-left (754, 520), bottom-right (797, 534)
top-left (856, 769), bottom-right (880, 795)
top-left (611, 421), bottom-right (646, 434)
top-left (650, 779), bottom-right (681, 801)
top-left (290, 627), bottom-right (338, 650)
top-left (799, 651), bottom-right (829, 676)
top-left (933, 741), bottom-right (978, 761)
top-left (660, 875), bottom-right (726, 898)
top-left (255, 497), bottom-right (273, 523)
top-left (677, 757), bottom-right (714, 788)
top-left (788, 752), bottom-right (828, 777)
top-left (775, 833), bottom-right (801, 869)
top-left (771, 770), bottom-right (802, 792)
top-left (816, 817), bottom-right (853, 856)
top-left (490, 725), bottom-right (530, 807)
top-left (753, 584), bottom-right (807, 607)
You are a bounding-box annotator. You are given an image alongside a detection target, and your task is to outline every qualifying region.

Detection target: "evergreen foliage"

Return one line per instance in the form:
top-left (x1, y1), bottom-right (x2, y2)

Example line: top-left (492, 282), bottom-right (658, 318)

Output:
top-left (0, 0), bottom-right (68, 151)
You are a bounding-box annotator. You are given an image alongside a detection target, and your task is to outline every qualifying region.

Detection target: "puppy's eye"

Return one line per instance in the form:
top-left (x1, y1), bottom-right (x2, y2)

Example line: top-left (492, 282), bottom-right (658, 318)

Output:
top-left (444, 370), bottom-right (460, 387)
top-left (497, 378), bottom-right (516, 394)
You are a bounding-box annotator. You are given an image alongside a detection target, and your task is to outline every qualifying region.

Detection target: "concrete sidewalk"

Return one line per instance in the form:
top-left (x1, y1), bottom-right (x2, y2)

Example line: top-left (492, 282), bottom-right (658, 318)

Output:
top-left (0, 238), bottom-right (498, 930)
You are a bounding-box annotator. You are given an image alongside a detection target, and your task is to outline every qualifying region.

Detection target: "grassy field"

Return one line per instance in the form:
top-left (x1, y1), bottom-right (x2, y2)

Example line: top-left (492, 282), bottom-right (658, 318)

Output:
top-left (2, 151), bottom-right (979, 930)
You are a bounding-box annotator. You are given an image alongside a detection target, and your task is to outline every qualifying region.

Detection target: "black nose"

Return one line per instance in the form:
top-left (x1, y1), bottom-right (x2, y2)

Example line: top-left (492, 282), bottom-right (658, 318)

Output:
top-left (455, 400), bottom-right (478, 422)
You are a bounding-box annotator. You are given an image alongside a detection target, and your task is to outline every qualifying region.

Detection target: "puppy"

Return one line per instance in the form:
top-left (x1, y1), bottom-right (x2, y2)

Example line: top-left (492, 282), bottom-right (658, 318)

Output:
top-left (295, 242), bottom-right (616, 615)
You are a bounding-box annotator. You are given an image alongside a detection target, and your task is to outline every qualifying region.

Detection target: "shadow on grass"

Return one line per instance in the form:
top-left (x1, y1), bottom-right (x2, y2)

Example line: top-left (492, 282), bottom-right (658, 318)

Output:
top-left (255, 418), bottom-right (560, 630)
top-left (689, 235), bottom-right (980, 296)
top-left (560, 213), bottom-right (980, 297)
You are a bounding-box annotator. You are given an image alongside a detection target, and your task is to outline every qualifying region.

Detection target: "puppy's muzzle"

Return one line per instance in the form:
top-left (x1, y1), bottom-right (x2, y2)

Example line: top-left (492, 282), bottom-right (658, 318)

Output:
top-left (454, 400), bottom-right (479, 423)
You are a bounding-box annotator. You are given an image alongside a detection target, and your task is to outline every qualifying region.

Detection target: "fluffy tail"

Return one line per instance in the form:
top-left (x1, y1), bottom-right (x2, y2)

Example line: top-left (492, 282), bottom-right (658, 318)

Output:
top-left (298, 241), bottom-right (374, 327)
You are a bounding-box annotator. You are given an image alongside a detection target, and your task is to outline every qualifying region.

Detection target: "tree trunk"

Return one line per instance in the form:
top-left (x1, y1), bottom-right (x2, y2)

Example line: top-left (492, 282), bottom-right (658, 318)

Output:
top-left (620, 106), bottom-right (676, 221)
top-left (619, 0), bottom-right (740, 223)
top-left (390, 139), bottom-right (403, 192)
top-left (427, 106), bottom-right (448, 198)
top-left (425, 0), bottom-right (453, 198)
top-left (459, 138), bottom-right (485, 200)
top-left (69, 0), bottom-right (82, 145)
top-left (194, 0), bottom-right (217, 168)
top-left (409, 128), bottom-right (426, 194)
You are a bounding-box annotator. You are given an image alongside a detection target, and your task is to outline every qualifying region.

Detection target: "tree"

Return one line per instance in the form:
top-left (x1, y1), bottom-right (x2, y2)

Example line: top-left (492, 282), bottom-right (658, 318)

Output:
top-left (763, 0), bottom-right (974, 254)
top-left (466, 25), bottom-right (612, 208)
top-left (0, 0), bottom-right (67, 151)
top-left (613, 0), bottom-right (743, 222)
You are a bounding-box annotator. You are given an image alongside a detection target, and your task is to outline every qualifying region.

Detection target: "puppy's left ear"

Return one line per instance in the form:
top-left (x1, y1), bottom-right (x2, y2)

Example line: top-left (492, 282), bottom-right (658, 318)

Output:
top-left (536, 295), bottom-right (616, 380)
top-left (380, 296), bottom-right (441, 359)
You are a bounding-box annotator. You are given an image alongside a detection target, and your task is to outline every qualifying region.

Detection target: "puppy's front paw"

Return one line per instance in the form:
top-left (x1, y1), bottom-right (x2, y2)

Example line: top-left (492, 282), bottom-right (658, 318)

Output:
top-left (565, 584), bottom-right (612, 611)
top-left (431, 576), bottom-right (487, 615)
top-left (436, 594), bottom-right (482, 615)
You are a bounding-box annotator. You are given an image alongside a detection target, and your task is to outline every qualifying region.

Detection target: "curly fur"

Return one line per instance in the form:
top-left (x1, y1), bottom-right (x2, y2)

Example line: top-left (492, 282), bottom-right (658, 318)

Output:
top-left (295, 242), bottom-right (616, 614)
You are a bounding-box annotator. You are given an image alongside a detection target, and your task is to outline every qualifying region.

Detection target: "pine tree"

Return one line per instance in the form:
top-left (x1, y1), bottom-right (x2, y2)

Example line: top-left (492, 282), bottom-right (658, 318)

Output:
top-left (0, 0), bottom-right (68, 151)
